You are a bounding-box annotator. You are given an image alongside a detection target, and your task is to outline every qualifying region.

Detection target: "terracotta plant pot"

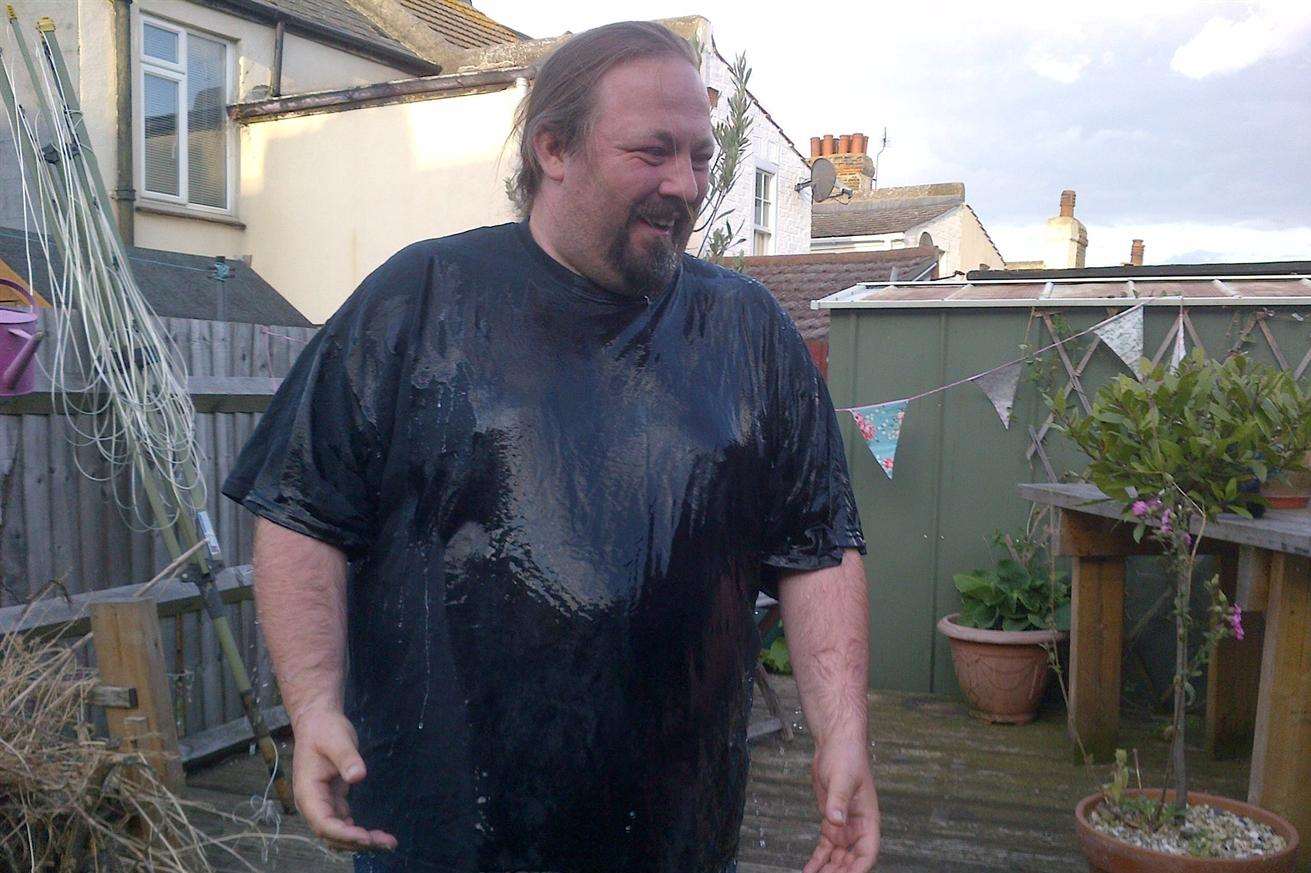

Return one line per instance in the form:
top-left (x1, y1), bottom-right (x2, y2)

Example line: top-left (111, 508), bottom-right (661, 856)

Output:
top-left (936, 613), bottom-right (1065, 724)
top-left (1260, 450), bottom-right (1311, 510)
top-left (1075, 789), bottom-right (1300, 872)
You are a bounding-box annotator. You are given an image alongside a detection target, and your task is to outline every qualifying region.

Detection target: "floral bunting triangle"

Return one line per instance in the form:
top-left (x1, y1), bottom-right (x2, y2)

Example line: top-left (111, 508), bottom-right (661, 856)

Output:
top-left (849, 400), bottom-right (909, 479)
top-left (1093, 306), bottom-right (1144, 378)
top-left (973, 363), bottom-right (1023, 429)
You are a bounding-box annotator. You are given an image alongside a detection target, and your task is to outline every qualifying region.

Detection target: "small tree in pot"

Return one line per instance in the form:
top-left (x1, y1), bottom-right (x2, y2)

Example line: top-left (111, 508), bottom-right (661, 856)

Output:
top-left (1049, 351), bottom-right (1311, 866)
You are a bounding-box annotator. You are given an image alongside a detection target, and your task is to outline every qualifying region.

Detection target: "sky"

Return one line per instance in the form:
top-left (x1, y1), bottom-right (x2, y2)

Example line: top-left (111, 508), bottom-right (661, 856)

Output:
top-left (476, 0), bottom-right (1311, 267)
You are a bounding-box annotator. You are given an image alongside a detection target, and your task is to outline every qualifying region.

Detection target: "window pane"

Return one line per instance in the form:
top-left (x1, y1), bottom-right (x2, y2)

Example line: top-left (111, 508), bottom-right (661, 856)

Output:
top-left (143, 73), bottom-right (179, 196)
top-left (753, 230), bottom-right (770, 256)
top-left (187, 34), bottom-right (227, 208)
top-left (143, 23), bottom-right (178, 63)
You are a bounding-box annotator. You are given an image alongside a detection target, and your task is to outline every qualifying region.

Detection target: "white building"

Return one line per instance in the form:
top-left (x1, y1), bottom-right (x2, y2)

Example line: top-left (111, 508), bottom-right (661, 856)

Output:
top-left (805, 135), bottom-right (1004, 278)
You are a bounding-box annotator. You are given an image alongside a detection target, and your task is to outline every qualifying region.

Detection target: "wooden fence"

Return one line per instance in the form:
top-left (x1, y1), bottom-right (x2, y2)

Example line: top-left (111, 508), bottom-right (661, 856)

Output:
top-left (0, 311), bottom-right (316, 745)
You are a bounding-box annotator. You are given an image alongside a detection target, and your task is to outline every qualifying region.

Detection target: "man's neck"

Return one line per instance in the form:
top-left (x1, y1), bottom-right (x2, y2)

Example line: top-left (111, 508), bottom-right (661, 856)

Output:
top-left (527, 209), bottom-right (589, 281)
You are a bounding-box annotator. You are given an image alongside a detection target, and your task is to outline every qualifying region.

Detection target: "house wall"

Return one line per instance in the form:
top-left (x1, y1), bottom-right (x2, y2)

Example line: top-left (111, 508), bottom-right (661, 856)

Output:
top-left (813, 207), bottom-right (1003, 276)
top-left (695, 49), bottom-right (811, 257)
top-left (237, 83), bottom-right (525, 323)
top-left (1, 0), bottom-right (413, 258)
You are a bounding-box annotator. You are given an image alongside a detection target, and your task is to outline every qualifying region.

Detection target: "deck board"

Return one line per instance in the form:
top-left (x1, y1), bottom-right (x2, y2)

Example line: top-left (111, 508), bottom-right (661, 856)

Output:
top-left (185, 680), bottom-right (1249, 871)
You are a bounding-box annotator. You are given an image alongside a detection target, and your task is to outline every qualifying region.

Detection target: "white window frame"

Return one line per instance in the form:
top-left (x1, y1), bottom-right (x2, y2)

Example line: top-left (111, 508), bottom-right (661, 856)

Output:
top-left (753, 165), bottom-right (776, 256)
top-left (137, 14), bottom-right (236, 215)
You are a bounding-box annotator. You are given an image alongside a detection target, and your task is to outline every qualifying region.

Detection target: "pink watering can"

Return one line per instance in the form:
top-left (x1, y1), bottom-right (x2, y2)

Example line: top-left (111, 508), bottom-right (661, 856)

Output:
top-left (0, 278), bottom-right (44, 396)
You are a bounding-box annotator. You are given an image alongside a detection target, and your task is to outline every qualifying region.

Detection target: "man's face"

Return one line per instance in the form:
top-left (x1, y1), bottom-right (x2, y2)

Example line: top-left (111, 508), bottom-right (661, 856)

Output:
top-left (548, 55), bottom-right (715, 296)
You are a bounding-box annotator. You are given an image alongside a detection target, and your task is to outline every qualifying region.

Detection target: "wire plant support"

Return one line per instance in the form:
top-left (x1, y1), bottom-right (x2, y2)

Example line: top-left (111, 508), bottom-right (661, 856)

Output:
top-left (1, 8), bottom-right (293, 813)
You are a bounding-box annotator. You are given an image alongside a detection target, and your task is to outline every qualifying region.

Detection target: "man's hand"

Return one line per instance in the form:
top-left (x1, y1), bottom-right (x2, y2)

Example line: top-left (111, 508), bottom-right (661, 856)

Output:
top-left (803, 738), bottom-right (880, 873)
top-left (291, 706), bottom-right (397, 854)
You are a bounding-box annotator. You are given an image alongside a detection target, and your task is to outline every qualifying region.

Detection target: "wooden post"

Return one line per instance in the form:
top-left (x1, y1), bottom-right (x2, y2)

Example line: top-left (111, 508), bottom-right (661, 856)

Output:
top-left (1248, 553), bottom-right (1311, 870)
top-left (1058, 510), bottom-right (1130, 762)
top-left (1205, 548), bottom-right (1265, 759)
top-left (90, 599), bottom-right (185, 791)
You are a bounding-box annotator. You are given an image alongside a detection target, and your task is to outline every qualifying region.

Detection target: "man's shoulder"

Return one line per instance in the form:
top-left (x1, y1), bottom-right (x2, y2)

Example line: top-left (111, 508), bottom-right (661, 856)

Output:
top-left (336, 223), bottom-right (518, 316)
top-left (680, 254), bottom-right (789, 321)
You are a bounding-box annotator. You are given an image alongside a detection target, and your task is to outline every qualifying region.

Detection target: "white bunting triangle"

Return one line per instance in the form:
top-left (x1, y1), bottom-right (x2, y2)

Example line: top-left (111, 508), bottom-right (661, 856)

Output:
top-left (974, 362), bottom-right (1023, 429)
top-left (1094, 306), bottom-right (1144, 378)
top-left (1169, 317), bottom-right (1187, 371)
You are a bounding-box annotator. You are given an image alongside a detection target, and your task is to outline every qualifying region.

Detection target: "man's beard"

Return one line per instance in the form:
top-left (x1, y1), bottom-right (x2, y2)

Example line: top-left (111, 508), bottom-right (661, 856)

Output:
top-left (605, 196), bottom-right (696, 297)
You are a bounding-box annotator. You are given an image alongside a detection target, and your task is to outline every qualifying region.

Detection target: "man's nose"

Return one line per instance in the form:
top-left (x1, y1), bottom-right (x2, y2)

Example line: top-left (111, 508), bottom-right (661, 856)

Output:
top-left (658, 150), bottom-right (700, 207)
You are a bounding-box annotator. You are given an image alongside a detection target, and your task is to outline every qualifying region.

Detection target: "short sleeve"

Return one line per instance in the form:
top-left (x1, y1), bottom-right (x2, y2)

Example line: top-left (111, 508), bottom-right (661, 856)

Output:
top-left (758, 302), bottom-right (866, 581)
top-left (221, 247), bottom-right (422, 556)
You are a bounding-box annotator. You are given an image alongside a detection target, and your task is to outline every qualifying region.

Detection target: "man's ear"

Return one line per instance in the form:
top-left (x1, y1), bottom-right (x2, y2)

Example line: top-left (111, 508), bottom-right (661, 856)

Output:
top-left (532, 127), bottom-right (568, 183)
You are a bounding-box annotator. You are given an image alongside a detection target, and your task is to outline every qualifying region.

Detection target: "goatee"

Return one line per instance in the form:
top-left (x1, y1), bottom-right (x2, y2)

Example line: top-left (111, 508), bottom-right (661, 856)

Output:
top-left (606, 197), bottom-right (696, 297)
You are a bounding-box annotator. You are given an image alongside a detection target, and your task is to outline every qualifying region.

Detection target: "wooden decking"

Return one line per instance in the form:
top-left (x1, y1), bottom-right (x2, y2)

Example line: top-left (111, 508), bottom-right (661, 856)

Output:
top-left (188, 679), bottom-right (1250, 872)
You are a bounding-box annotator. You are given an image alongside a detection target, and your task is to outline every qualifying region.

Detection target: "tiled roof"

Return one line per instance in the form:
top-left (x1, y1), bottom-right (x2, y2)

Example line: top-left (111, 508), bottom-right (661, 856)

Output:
top-left (812, 193), bottom-right (963, 239)
top-left (262, 0), bottom-right (416, 58)
top-left (0, 228), bottom-right (312, 326)
top-left (737, 247), bottom-right (940, 341)
top-left (397, 0), bottom-right (523, 47)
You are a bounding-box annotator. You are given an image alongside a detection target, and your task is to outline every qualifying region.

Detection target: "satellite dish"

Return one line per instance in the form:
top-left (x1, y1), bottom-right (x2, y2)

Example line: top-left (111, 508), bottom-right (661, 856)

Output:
top-left (809, 158), bottom-right (836, 201)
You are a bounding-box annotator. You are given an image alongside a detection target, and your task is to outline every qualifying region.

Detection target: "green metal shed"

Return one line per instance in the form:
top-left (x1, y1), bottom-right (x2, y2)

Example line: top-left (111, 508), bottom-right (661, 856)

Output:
top-left (816, 264), bottom-right (1311, 693)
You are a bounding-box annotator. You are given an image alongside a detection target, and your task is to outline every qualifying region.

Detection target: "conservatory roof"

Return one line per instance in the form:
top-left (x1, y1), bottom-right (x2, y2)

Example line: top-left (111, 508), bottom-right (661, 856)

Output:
top-left (815, 269), bottom-right (1311, 310)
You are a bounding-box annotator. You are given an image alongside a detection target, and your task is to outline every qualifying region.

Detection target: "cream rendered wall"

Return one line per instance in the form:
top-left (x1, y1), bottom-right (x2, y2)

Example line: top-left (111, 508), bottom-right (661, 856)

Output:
top-left (238, 82), bottom-right (525, 323)
top-left (1, 0), bottom-right (413, 261)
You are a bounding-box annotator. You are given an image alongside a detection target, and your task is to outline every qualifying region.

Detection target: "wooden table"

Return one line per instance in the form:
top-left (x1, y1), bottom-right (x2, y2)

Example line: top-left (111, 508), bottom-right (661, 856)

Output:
top-left (1020, 483), bottom-right (1311, 851)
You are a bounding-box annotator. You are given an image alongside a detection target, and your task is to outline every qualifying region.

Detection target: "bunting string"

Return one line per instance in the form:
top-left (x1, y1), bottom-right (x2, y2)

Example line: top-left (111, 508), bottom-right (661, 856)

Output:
top-left (836, 301), bottom-right (1146, 413)
top-left (839, 302), bottom-right (1148, 477)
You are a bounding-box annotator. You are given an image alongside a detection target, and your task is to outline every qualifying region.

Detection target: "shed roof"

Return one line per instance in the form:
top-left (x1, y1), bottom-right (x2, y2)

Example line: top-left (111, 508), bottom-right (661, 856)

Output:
top-left (0, 228), bottom-right (312, 327)
top-left (816, 267), bottom-right (1311, 310)
top-left (737, 247), bottom-right (939, 339)
top-left (811, 184), bottom-right (965, 239)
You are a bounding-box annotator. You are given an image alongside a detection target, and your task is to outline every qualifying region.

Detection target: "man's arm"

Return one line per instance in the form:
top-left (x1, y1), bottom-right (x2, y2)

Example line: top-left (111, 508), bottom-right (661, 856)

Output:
top-left (253, 519), bottom-right (396, 852)
top-left (778, 547), bottom-right (879, 873)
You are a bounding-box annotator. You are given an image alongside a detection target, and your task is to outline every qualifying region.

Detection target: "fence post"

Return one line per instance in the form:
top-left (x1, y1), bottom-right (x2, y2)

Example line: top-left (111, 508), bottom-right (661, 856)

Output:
top-left (89, 598), bottom-right (185, 791)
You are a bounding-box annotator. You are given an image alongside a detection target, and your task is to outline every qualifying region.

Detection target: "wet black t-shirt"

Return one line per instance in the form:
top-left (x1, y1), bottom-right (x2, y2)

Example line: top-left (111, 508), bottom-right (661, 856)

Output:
top-left (223, 222), bottom-right (865, 872)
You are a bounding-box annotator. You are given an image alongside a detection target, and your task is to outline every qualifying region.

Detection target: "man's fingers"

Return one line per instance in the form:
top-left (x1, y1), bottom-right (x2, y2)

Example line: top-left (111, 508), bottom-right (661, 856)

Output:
top-left (802, 833), bottom-right (834, 873)
top-left (319, 729), bottom-right (367, 784)
top-left (824, 770), bottom-right (858, 827)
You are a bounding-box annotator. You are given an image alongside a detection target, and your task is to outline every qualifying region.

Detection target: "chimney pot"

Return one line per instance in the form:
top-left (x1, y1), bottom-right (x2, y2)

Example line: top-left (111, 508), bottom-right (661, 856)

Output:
top-left (853, 132), bottom-right (867, 154)
top-left (810, 136), bottom-right (822, 159)
top-left (1130, 239), bottom-right (1145, 267)
top-left (1059, 189), bottom-right (1076, 218)
top-left (838, 134), bottom-right (852, 154)
top-left (821, 134), bottom-right (836, 156)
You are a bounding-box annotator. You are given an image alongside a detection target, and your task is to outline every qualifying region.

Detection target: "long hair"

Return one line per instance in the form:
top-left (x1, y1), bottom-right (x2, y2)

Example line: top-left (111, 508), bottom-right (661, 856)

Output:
top-left (508, 21), bottom-right (699, 218)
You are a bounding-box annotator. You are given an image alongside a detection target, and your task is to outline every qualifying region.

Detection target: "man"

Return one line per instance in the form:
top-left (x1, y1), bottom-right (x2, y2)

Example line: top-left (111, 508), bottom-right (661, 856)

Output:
top-left (224, 20), bottom-right (879, 873)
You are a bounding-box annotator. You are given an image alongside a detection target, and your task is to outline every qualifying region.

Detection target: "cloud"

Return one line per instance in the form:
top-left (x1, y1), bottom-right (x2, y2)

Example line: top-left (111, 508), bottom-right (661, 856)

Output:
top-left (1025, 47), bottom-right (1092, 83)
top-left (1171, 3), bottom-right (1311, 78)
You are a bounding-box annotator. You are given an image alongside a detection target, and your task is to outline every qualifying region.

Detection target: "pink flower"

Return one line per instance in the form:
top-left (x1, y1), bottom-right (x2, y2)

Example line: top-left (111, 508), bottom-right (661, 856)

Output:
top-left (852, 412), bottom-right (874, 442)
top-left (1160, 508), bottom-right (1173, 533)
top-left (1131, 500), bottom-right (1150, 518)
top-left (1182, 533), bottom-right (1192, 548)
top-left (1228, 605), bottom-right (1244, 641)
top-left (1148, 498), bottom-right (1163, 511)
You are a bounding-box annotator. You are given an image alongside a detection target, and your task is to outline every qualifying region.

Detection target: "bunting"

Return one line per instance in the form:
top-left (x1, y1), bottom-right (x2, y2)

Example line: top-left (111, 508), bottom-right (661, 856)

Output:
top-left (850, 401), bottom-right (908, 479)
top-left (1094, 306), bottom-right (1144, 378)
top-left (974, 362), bottom-right (1023, 429)
top-left (1170, 317), bottom-right (1187, 371)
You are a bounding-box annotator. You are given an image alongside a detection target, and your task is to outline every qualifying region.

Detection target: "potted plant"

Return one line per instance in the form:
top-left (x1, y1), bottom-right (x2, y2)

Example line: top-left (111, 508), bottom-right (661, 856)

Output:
top-left (937, 531), bottom-right (1070, 724)
top-left (1049, 351), bottom-right (1309, 870)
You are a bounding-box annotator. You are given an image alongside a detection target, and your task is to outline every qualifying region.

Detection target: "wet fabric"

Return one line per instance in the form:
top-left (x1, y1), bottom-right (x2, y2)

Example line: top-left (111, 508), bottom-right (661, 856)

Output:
top-left (223, 222), bottom-right (865, 873)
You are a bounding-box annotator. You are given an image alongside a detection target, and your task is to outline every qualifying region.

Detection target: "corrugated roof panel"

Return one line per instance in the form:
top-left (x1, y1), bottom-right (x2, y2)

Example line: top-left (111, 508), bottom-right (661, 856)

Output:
top-left (819, 277), bottom-right (1311, 309)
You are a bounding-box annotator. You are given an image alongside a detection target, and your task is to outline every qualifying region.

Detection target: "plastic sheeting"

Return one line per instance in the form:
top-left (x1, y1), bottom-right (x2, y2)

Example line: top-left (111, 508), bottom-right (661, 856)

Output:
top-left (224, 223), bottom-right (865, 872)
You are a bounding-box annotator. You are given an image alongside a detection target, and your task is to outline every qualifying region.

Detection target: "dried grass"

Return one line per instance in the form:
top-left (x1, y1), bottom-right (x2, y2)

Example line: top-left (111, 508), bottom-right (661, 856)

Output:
top-left (0, 592), bottom-right (315, 872)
